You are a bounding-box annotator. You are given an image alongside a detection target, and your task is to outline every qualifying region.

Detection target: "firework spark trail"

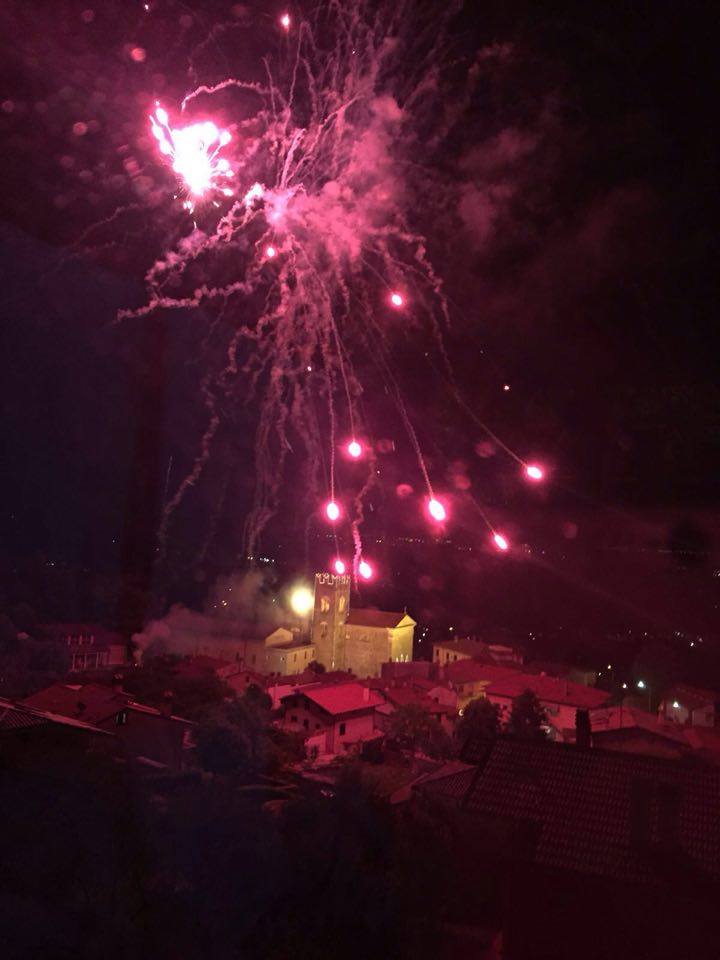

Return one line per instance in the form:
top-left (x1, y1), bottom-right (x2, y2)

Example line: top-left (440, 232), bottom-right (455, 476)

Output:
top-left (125, 1), bottom-right (473, 567)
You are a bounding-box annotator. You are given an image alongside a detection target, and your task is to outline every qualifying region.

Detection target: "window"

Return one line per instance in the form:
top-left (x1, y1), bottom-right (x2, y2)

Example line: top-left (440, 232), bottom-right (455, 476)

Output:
top-left (315, 723), bottom-right (321, 729)
top-left (290, 715), bottom-right (298, 723)
top-left (304, 650), bottom-right (308, 659)
top-left (339, 722), bottom-right (346, 735)
top-left (115, 709), bottom-right (128, 726)
top-left (338, 596), bottom-right (346, 612)
top-left (293, 653), bottom-right (297, 662)
top-left (303, 718), bottom-right (309, 729)
top-left (320, 597), bottom-right (330, 613)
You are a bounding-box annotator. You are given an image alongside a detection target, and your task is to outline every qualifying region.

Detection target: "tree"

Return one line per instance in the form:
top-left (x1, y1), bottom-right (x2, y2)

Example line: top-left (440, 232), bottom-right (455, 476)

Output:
top-left (195, 691), bottom-right (273, 778)
top-left (507, 690), bottom-right (548, 741)
top-left (455, 697), bottom-right (500, 751)
top-left (307, 660), bottom-right (326, 674)
top-left (387, 703), bottom-right (450, 766)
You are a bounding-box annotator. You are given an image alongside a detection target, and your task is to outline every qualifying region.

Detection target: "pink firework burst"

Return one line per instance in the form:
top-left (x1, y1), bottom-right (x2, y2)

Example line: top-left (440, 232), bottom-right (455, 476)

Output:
top-left (150, 105), bottom-right (233, 210)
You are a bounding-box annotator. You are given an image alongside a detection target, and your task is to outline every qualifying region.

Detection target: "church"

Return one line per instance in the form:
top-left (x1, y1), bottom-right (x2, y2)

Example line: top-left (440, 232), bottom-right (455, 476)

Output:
top-left (310, 572), bottom-right (416, 677)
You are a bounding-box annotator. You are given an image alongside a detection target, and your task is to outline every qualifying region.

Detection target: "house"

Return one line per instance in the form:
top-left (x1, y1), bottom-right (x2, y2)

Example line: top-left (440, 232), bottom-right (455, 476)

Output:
top-left (433, 636), bottom-right (496, 666)
top-left (0, 697), bottom-right (114, 762)
top-left (659, 683), bottom-right (717, 727)
top-left (444, 660), bottom-right (609, 737)
top-left (415, 737), bottom-right (720, 960)
top-left (42, 623), bottom-right (128, 672)
top-left (265, 669), bottom-right (355, 708)
top-left (589, 704), bottom-right (691, 761)
top-left (175, 655), bottom-right (242, 683)
top-left (22, 682), bottom-right (192, 770)
top-left (278, 681), bottom-right (384, 756)
top-left (433, 635), bottom-right (525, 669)
top-left (374, 683), bottom-right (456, 733)
top-left (524, 659), bottom-right (598, 688)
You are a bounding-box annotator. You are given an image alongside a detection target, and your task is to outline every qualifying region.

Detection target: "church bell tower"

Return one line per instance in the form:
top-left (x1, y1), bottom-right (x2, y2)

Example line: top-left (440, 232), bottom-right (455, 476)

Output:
top-left (311, 573), bottom-right (351, 669)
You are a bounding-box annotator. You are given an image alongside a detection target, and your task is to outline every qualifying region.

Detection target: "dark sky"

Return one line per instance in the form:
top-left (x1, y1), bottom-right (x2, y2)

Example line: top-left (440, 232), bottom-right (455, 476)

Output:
top-left (0, 0), bottom-right (718, 618)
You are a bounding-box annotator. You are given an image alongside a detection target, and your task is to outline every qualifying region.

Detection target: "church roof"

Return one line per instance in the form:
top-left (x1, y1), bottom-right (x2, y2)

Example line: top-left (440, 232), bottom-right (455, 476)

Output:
top-left (346, 609), bottom-right (415, 629)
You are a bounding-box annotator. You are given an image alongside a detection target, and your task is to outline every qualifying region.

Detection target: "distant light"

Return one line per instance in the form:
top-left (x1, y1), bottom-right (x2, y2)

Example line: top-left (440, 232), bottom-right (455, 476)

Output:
top-left (637, 680), bottom-right (646, 690)
top-left (622, 683), bottom-right (627, 690)
top-left (390, 292), bottom-right (404, 308)
top-left (607, 664), bottom-right (612, 670)
top-left (525, 464), bottom-right (544, 481)
top-left (280, 13), bottom-right (291, 30)
top-left (325, 501), bottom-right (340, 522)
top-left (333, 558), bottom-right (346, 575)
top-left (358, 560), bottom-right (373, 580)
top-left (347, 440), bottom-right (362, 459)
top-left (673, 700), bottom-right (681, 709)
top-left (289, 586), bottom-right (313, 616)
top-left (493, 532), bottom-right (509, 552)
top-left (503, 384), bottom-right (510, 392)
top-left (428, 498), bottom-right (447, 522)
top-left (266, 245), bottom-right (276, 258)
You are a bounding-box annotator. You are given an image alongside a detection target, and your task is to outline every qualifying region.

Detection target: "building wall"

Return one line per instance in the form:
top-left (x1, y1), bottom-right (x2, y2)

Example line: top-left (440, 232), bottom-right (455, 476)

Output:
top-left (389, 623), bottom-right (414, 663)
top-left (279, 696), bottom-right (376, 755)
top-left (433, 643), bottom-right (474, 665)
top-left (345, 625), bottom-right (391, 678)
top-left (311, 573), bottom-right (351, 669)
top-left (98, 710), bottom-right (187, 770)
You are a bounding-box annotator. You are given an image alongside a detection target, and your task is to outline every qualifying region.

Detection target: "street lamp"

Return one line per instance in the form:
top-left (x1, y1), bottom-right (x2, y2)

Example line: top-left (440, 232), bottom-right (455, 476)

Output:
top-left (637, 679), bottom-right (651, 711)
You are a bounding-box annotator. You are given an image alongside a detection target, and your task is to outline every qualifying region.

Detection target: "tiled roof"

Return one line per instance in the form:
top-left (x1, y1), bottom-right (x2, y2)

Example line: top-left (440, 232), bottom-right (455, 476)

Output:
top-left (0, 697), bottom-right (111, 735)
top-left (445, 661), bottom-right (609, 710)
top-left (590, 706), bottom-right (689, 744)
top-left (21, 683), bottom-right (191, 725)
top-left (287, 681), bottom-right (384, 715)
top-left (437, 737), bottom-right (720, 884)
top-left (345, 609), bottom-right (414, 629)
top-left (381, 686), bottom-right (454, 714)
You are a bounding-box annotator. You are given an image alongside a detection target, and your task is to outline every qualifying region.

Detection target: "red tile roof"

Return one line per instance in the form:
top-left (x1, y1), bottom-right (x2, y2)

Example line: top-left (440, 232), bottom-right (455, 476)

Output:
top-left (445, 661), bottom-right (609, 710)
top-left (421, 737), bottom-right (720, 883)
top-left (21, 683), bottom-right (191, 725)
top-left (0, 697), bottom-right (112, 735)
top-left (590, 705), bottom-right (689, 744)
top-left (345, 609), bottom-right (413, 629)
top-left (287, 681), bottom-right (384, 715)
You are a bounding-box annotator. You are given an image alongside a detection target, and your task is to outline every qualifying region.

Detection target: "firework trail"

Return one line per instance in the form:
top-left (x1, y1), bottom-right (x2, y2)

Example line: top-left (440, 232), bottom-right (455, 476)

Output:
top-left (121, 0), bottom-right (538, 577)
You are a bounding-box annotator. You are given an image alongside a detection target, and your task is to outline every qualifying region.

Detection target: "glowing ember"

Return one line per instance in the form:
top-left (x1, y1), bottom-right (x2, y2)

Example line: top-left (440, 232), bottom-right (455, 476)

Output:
top-left (390, 292), bottom-right (404, 308)
top-left (358, 560), bottom-right (373, 580)
top-left (280, 13), bottom-right (291, 30)
top-left (333, 558), bottom-right (347, 575)
top-left (493, 532), bottom-right (509, 551)
top-left (347, 440), bottom-right (362, 459)
top-left (428, 497), bottom-right (447, 522)
top-left (325, 500), bottom-right (340, 521)
top-left (150, 106), bottom-right (233, 207)
top-left (244, 181), bottom-right (264, 207)
top-left (525, 464), bottom-right (544, 481)
top-left (266, 245), bottom-right (277, 258)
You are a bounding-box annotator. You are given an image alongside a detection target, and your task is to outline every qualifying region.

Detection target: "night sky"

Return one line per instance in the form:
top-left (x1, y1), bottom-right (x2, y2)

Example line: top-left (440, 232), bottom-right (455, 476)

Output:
top-left (0, 0), bottom-right (718, 637)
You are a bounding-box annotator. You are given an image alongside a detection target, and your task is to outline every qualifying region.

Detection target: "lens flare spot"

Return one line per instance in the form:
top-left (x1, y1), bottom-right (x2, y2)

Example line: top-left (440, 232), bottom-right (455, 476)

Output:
top-left (289, 586), bottom-right (314, 616)
top-left (325, 500), bottom-right (340, 522)
top-left (428, 498), bottom-right (447, 522)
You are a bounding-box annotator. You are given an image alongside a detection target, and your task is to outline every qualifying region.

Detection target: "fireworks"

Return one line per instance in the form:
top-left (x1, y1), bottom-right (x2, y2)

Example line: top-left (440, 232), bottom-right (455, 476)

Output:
top-left (149, 106), bottom-right (232, 210)
top-left (493, 532), bottom-right (510, 552)
top-left (123, 2), bottom-right (548, 586)
top-left (427, 498), bottom-right (447, 522)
